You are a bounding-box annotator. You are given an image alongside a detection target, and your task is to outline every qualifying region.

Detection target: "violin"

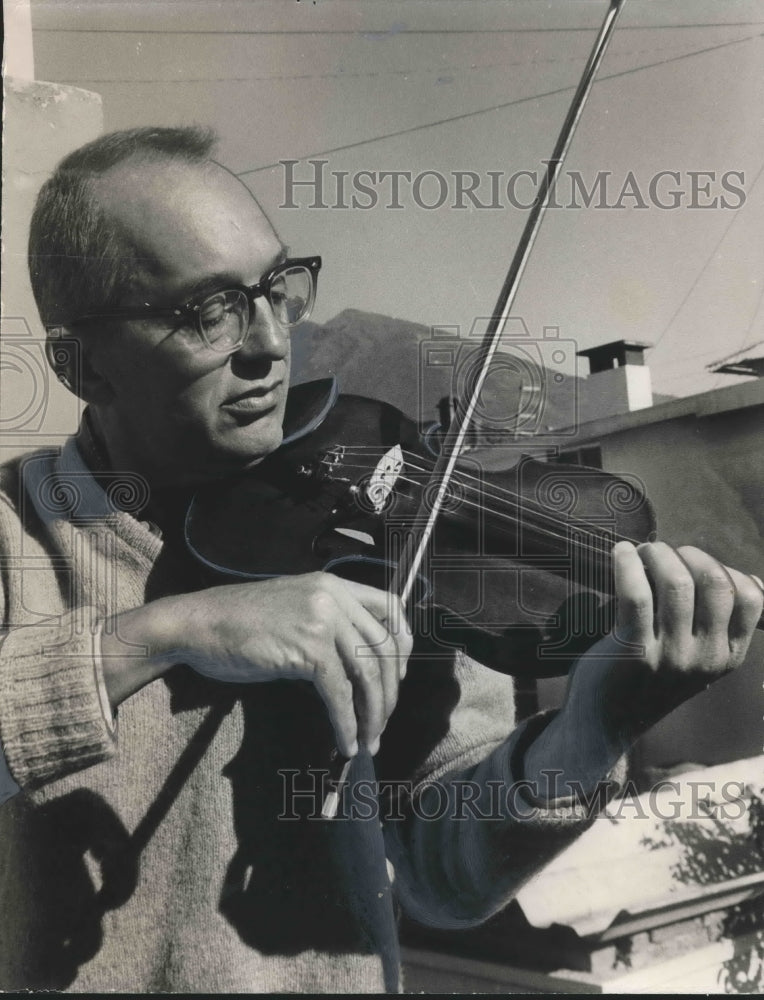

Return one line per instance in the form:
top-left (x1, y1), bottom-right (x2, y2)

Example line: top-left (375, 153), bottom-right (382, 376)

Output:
top-left (183, 2), bottom-right (633, 688)
top-left (185, 376), bottom-right (658, 680)
top-left (186, 0), bottom-right (762, 815)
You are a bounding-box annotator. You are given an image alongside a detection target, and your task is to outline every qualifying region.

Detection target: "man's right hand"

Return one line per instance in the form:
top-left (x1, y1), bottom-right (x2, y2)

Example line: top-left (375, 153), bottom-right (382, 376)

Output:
top-left (101, 573), bottom-right (412, 757)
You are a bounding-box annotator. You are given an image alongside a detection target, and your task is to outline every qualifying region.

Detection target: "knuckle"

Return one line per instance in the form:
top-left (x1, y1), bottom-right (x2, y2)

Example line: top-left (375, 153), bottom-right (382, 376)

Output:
top-left (676, 639), bottom-right (729, 676)
top-left (712, 640), bottom-right (734, 670)
top-left (619, 587), bottom-right (652, 615)
top-left (727, 639), bottom-right (750, 670)
top-left (698, 636), bottom-right (731, 670)
top-left (309, 570), bottom-right (336, 596)
top-left (663, 572), bottom-right (694, 602)
top-left (643, 540), bottom-right (671, 558)
top-left (635, 541), bottom-right (656, 564)
top-left (307, 613), bottom-right (332, 644)
top-left (352, 653), bottom-right (376, 682)
top-left (381, 627), bottom-right (400, 654)
top-left (307, 586), bottom-right (337, 622)
top-left (313, 659), bottom-right (339, 690)
top-left (662, 647), bottom-right (693, 674)
top-left (676, 544), bottom-right (702, 560)
top-left (737, 575), bottom-right (764, 613)
top-left (702, 565), bottom-right (733, 591)
top-left (651, 540), bottom-right (673, 553)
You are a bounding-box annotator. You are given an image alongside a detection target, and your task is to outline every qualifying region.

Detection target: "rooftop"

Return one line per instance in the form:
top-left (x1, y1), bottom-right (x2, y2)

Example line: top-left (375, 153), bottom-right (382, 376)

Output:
top-left (552, 371), bottom-right (763, 438)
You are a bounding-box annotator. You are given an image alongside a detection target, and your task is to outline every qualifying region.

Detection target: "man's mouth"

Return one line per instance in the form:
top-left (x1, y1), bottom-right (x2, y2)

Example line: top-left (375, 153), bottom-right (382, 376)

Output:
top-left (221, 381), bottom-right (283, 416)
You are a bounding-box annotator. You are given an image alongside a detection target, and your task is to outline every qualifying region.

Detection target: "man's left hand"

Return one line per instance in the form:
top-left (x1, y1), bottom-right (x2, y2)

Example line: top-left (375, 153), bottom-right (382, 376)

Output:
top-left (579, 540), bottom-right (763, 749)
top-left (523, 540), bottom-right (762, 798)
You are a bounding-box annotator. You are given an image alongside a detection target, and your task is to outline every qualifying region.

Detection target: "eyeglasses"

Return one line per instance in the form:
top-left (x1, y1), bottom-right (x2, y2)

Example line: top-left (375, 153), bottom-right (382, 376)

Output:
top-left (58, 256), bottom-right (322, 354)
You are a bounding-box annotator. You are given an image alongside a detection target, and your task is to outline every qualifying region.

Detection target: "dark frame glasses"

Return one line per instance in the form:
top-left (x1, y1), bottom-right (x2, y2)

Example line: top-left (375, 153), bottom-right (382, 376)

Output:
top-left (54, 256), bottom-right (322, 352)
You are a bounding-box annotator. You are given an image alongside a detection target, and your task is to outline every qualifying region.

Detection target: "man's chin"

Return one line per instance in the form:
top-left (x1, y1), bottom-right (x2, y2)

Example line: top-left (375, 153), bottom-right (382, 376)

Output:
top-left (151, 411), bottom-right (286, 487)
top-left (207, 421), bottom-right (285, 477)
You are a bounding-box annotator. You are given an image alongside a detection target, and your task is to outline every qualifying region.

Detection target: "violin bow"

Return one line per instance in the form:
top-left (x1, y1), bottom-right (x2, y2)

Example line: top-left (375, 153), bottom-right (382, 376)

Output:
top-left (393, 0), bottom-right (627, 610)
top-left (320, 0), bottom-right (629, 819)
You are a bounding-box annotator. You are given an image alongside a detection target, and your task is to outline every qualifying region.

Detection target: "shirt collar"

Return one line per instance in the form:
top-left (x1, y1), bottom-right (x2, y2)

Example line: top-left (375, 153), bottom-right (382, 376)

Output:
top-left (22, 412), bottom-right (149, 524)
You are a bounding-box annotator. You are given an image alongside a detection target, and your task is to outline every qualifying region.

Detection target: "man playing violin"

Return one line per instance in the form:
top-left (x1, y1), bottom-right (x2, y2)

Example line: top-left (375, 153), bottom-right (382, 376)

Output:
top-left (0, 126), bottom-right (761, 993)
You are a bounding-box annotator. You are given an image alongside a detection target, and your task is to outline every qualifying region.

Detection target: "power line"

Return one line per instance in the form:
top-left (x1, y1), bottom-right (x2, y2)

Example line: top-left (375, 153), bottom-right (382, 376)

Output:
top-left (710, 281), bottom-right (764, 388)
top-left (648, 158), bottom-right (764, 360)
top-left (48, 53), bottom-right (612, 87)
top-left (52, 39), bottom-right (716, 86)
top-left (661, 344), bottom-right (757, 366)
top-left (32, 22), bottom-right (764, 36)
top-left (654, 368), bottom-right (741, 387)
top-left (235, 30), bottom-right (764, 176)
top-left (724, 287), bottom-right (764, 362)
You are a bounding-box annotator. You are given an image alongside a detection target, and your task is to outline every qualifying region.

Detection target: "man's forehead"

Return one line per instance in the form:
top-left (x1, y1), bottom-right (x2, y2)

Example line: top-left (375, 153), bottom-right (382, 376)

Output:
top-left (93, 158), bottom-right (280, 285)
top-left (96, 159), bottom-right (274, 237)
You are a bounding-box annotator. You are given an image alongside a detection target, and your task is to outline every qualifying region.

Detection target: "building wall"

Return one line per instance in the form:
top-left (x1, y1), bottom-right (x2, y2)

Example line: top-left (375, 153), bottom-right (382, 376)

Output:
top-left (1, 78), bottom-right (102, 462)
top-left (549, 399), bottom-right (764, 769)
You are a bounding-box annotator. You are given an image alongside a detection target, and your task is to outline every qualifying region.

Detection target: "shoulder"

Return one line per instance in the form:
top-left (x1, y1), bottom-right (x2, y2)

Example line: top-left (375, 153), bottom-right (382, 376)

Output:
top-left (0, 447), bottom-right (61, 539)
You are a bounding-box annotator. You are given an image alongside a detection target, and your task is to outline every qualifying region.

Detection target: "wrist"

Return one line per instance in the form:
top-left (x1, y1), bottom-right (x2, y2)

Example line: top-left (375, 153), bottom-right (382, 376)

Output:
top-left (100, 595), bottom-right (191, 707)
top-left (523, 678), bottom-right (629, 801)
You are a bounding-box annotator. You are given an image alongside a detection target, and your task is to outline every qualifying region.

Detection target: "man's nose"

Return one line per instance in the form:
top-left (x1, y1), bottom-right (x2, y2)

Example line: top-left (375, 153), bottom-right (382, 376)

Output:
top-left (236, 299), bottom-right (289, 362)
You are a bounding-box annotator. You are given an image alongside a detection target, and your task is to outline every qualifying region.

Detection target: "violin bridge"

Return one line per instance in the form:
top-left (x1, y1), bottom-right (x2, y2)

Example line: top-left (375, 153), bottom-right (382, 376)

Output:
top-left (366, 444), bottom-right (404, 513)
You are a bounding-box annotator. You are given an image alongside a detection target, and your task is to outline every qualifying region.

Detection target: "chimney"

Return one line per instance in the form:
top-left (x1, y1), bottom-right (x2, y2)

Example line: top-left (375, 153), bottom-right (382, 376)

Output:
top-left (576, 340), bottom-right (653, 422)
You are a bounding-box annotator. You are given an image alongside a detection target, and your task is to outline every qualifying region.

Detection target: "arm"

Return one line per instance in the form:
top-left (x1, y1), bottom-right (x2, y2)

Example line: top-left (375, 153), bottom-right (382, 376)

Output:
top-left (0, 611), bottom-right (119, 791)
top-left (383, 655), bottom-right (625, 930)
top-left (523, 541), bottom-right (763, 799)
top-left (1, 573), bottom-right (410, 792)
top-left (385, 541), bottom-right (762, 929)
top-left (100, 573), bottom-right (411, 757)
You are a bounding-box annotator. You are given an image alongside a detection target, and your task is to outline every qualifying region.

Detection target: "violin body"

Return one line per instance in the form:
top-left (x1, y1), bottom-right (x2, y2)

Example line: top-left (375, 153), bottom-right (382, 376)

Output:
top-left (186, 380), bottom-right (657, 678)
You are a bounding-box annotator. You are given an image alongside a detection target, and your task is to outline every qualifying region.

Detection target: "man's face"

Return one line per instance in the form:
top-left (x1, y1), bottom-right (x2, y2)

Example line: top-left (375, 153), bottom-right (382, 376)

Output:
top-left (82, 159), bottom-right (291, 486)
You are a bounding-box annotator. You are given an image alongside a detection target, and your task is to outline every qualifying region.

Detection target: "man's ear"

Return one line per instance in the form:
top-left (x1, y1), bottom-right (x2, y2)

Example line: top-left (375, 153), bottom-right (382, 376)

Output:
top-left (45, 328), bottom-right (114, 405)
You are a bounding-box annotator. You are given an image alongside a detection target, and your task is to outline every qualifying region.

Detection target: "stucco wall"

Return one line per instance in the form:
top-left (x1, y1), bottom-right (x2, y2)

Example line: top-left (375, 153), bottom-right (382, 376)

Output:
top-left (578, 401), bottom-right (763, 768)
top-left (1, 78), bottom-right (103, 460)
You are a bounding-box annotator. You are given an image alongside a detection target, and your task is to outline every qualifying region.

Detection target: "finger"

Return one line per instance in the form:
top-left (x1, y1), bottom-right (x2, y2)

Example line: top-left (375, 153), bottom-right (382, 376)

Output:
top-left (378, 603), bottom-right (413, 682)
top-left (313, 657), bottom-right (359, 758)
top-left (723, 564), bottom-right (764, 655)
top-left (674, 546), bottom-right (735, 638)
top-left (637, 541), bottom-right (695, 641)
top-left (612, 540), bottom-right (654, 648)
top-left (331, 580), bottom-right (411, 684)
top-left (335, 618), bottom-right (387, 753)
top-left (346, 609), bottom-right (401, 729)
top-left (333, 576), bottom-right (398, 621)
top-left (338, 577), bottom-right (412, 657)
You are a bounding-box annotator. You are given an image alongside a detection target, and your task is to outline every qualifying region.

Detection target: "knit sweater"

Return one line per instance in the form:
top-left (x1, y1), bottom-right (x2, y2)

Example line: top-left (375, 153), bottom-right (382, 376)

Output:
top-left (0, 439), bottom-right (620, 992)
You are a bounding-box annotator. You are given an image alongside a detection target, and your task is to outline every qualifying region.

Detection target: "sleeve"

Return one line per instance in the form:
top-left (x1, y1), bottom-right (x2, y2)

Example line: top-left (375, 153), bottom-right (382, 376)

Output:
top-left (382, 652), bottom-right (627, 930)
top-left (0, 610), bottom-right (117, 791)
top-left (0, 740), bottom-right (20, 805)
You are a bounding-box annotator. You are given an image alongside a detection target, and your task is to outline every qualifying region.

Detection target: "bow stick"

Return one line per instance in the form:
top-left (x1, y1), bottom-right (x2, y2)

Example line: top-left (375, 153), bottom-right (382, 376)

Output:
top-left (321, 0), bottom-right (628, 820)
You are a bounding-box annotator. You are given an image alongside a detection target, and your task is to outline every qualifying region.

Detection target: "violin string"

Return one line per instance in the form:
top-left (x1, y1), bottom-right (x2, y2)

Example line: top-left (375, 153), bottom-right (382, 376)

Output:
top-left (404, 452), bottom-right (635, 533)
top-left (331, 449), bottom-right (644, 552)
top-left (317, 489), bottom-right (620, 581)
top-left (333, 456), bottom-right (637, 550)
top-left (339, 475), bottom-right (620, 577)
top-left (396, 478), bottom-right (623, 561)
top-left (334, 446), bottom-right (623, 529)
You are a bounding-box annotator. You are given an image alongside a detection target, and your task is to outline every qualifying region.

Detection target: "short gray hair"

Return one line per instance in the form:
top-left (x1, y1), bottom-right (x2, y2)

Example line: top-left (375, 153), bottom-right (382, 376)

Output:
top-left (28, 125), bottom-right (217, 328)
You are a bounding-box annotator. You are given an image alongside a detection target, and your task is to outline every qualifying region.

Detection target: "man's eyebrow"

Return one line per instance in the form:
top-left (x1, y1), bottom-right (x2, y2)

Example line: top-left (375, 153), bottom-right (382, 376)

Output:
top-left (177, 272), bottom-right (242, 301)
top-left (176, 247), bottom-right (289, 302)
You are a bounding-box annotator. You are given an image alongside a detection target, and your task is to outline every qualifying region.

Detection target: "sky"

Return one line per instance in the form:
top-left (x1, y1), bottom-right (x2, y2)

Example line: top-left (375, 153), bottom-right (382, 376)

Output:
top-left (23, 0), bottom-right (764, 398)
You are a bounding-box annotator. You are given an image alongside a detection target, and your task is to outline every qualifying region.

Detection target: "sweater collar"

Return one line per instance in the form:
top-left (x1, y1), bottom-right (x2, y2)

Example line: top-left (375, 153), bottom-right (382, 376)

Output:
top-left (21, 416), bottom-right (150, 525)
